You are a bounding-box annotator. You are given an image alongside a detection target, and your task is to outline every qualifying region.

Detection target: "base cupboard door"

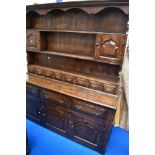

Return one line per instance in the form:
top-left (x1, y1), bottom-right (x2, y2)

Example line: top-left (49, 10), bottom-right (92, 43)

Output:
top-left (44, 102), bottom-right (68, 134)
top-left (26, 98), bottom-right (41, 122)
top-left (68, 113), bottom-right (105, 151)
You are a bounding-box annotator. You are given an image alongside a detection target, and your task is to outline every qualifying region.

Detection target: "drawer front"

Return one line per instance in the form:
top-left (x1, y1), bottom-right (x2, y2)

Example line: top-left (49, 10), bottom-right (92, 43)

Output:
top-left (71, 98), bottom-right (108, 119)
top-left (26, 84), bottom-right (40, 98)
top-left (41, 89), bottom-right (70, 108)
top-left (26, 30), bottom-right (40, 51)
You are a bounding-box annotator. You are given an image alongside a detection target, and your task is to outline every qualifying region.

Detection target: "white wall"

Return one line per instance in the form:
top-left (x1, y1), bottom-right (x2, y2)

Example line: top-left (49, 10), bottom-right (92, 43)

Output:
top-left (26, 0), bottom-right (88, 5)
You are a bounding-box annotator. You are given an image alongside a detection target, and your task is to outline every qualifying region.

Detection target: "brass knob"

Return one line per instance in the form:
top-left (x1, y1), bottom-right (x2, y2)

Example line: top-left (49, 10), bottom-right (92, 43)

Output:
top-left (44, 95), bottom-right (48, 99)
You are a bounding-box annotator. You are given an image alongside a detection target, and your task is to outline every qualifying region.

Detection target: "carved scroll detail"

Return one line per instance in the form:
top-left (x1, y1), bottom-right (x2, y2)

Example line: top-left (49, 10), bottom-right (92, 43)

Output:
top-left (28, 66), bottom-right (116, 95)
top-left (101, 40), bottom-right (118, 57)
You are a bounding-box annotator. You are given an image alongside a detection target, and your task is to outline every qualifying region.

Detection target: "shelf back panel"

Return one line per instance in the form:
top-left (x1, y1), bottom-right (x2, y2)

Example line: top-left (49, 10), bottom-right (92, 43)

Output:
top-left (27, 7), bottom-right (128, 33)
top-left (27, 52), bottom-right (120, 81)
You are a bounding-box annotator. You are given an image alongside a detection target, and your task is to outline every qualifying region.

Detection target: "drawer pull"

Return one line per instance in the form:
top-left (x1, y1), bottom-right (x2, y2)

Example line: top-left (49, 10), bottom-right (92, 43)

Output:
top-left (75, 105), bottom-right (81, 110)
top-left (58, 99), bottom-right (64, 104)
top-left (93, 112), bottom-right (101, 116)
top-left (31, 89), bottom-right (37, 94)
top-left (38, 111), bottom-right (41, 114)
top-left (44, 94), bottom-right (48, 99)
top-left (42, 113), bottom-right (46, 116)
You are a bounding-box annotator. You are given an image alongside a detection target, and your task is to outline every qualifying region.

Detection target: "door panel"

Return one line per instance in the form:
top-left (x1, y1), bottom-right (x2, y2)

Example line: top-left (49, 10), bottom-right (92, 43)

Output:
top-left (95, 34), bottom-right (127, 64)
top-left (44, 102), bottom-right (68, 134)
top-left (69, 113), bottom-right (105, 148)
top-left (26, 30), bottom-right (40, 51)
top-left (26, 98), bottom-right (41, 122)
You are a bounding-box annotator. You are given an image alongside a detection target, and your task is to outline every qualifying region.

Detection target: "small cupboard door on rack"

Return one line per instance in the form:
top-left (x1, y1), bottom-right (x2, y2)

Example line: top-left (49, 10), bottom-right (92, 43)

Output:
top-left (43, 101), bottom-right (68, 134)
top-left (95, 34), bottom-right (127, 65)
top-left (26, 30), bottom-right (40, 51)
top-left (68, 113), bottom-right (105, 150)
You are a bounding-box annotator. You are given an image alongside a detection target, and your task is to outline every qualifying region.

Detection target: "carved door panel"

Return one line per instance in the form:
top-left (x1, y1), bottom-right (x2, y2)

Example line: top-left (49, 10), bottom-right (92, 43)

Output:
top-left (69, 113), bottom-right (105, 149)
top-left (26, 30), bottom-right (40, 51)
top-left (43, 102), bottom-right (68, 134)
top-left (95, 34), bottom-right (127, 64)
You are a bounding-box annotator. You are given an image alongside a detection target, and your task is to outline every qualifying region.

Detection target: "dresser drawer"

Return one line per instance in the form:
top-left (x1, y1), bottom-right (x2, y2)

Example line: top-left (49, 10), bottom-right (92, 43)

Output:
top-left (41, 90), bottom-right (70, 108)
top-left (26, 84), bottom-right (40, 97)
top-left (71, 98), bottom-right (108, 119)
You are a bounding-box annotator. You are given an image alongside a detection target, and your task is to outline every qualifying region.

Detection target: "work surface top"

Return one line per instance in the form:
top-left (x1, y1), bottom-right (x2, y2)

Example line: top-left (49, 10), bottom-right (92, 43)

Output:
top-left (27, 74), bottom-right (119, 109)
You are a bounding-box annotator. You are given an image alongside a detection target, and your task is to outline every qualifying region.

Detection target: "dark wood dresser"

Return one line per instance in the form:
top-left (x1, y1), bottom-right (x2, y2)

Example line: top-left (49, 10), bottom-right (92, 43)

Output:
top-left (26, 1), bottom-right (128, 154)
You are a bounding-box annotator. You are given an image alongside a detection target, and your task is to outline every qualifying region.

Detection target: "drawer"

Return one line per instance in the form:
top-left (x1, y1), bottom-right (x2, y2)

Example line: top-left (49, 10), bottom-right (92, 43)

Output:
top-left (41, 90), bottom-right (70, 108)
top-left (26, 30), bottom-right (40, 51)
top-left (26, 84), bottom-right (40, 97)
top-left (71, 98), bottom-right (108, 119)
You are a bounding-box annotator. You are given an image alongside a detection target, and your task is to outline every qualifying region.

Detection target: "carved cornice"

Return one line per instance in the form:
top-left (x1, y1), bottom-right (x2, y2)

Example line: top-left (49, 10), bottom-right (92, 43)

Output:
top-left (26, 6), bottom-right (128, 15)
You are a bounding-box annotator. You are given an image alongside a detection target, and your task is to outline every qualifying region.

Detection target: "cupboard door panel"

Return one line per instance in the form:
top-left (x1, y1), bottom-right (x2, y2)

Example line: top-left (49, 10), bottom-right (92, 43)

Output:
top-left (26, 98), bottom-right (41, 122)
top-left (44, 102), bottom-right (68, 134)
top-left (26, 30), bottom-right (40, 51)
top-left (95, 34), bottom-right (127, 64)
top-left (69, 113), bottom-right (105, 149)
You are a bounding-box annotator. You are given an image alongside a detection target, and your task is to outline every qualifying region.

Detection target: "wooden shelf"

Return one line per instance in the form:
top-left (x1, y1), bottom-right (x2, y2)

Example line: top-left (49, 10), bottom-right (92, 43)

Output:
top-left (28, 64), bottom-right (118, 85)
top-left (27, 74), bottom-right (118, 109)
top-left (27, 50), bottom-right (121, 65)
top-left (27, 29), bottom-right (126, 36)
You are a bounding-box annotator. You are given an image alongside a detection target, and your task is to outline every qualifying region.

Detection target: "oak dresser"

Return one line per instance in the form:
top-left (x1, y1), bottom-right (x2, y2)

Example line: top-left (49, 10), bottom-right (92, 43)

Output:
top-left (26, 1), bottom-right (129, 154)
